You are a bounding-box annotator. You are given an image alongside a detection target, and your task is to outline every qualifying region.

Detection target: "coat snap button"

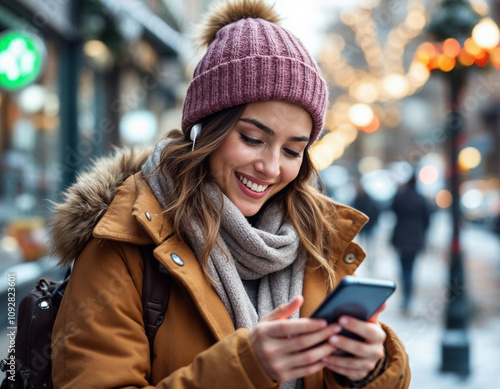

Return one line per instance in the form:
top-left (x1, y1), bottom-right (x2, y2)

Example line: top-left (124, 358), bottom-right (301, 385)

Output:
top-left (145, 211), bottom-right (151, 221)
top-left (171, 253), bottom-right (184, 266)
top-left (343, 253), bottom-right (356, 264)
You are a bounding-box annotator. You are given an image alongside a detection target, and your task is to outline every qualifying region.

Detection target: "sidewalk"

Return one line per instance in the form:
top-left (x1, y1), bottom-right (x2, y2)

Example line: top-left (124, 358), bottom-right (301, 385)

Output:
top-left (356, 210), bottom-right (500, 388)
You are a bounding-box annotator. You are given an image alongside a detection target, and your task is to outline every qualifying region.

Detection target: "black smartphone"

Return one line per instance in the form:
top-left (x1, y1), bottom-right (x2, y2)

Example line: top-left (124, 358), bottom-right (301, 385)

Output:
top-left (310, 276), bottom-right (396, 356)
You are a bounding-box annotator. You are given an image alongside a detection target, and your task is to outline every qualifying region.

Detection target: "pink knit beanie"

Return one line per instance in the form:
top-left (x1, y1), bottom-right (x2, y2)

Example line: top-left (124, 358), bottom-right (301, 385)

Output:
top-left (181, 0), bottom-right (328, 145)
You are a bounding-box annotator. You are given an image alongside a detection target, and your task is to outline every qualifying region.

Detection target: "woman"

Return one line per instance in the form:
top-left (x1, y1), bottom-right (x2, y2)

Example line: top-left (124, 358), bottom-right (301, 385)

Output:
top-left (50, 1), bottom-right (410, 388)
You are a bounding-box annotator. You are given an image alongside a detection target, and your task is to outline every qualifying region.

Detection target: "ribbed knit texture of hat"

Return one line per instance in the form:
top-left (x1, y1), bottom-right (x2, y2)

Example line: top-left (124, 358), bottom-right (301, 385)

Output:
top-left (182, 16), bottom-right (328, 145)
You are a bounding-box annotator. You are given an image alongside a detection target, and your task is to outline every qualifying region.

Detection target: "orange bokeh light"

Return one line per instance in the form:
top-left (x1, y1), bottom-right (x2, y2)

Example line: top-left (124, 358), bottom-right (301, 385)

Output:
top-left (415, 52), bottom-right (431, 65)
top-left (360, 115), bottom-right (380, 133)
top-left (415, 42), bottom-right (438, 65)
top-left (491, 46), bottom-right (500, 69)
top-left (464, 38), bottom-right (482, 56)
top-left (443, 38), bottom-right (461, 57)
top-left (458, 49), bottom-right (475, 66)
top-left (437, 55), bottom-right (456, 72)
top-left (436, 190), bottom-right (453, 208)
top-left (419, 42), bottom-right (437, 56)
top-left (428, 56), bottom-right (439, 70)
top-left (475, 51), bottom-right (490, 67)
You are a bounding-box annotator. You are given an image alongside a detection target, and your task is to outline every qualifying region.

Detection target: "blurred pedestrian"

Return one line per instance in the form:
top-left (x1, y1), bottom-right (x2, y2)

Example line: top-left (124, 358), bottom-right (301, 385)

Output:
top-left (390, 174), bottom-right (430, 313)
top-left (353, 183), bottom-right (380, 272)
top-left (49, 1), bottom-right (410, 388)
top-left (493, 212), bottom-right (500, 237)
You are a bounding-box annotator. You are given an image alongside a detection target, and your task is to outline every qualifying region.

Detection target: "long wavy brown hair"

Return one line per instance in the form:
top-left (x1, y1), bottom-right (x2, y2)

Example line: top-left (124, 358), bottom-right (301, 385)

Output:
top-left (158, 104), bottom-right (339, 290)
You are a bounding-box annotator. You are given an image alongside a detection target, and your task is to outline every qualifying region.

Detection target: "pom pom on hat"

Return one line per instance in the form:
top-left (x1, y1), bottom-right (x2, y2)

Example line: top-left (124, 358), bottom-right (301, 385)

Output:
top-left (196, 0), bottom-right (281, 47)
top-left (183, 0), bottom-right (328, 145)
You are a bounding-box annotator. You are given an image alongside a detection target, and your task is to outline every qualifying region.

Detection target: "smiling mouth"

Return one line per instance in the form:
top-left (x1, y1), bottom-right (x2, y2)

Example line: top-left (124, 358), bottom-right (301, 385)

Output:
top-left (237, 174), bottom-right (269, 193)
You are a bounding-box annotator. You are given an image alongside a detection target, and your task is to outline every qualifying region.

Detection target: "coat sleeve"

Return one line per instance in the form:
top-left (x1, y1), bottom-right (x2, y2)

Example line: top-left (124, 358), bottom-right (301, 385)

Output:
top-left (52, 238), bottom-right (278, 389)
top-left (322, 322), bottom-right (411, 389)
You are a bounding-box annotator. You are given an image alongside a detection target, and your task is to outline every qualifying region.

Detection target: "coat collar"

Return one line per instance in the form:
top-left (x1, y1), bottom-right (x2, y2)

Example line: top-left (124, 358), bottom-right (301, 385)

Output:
top-left (93, 173), bottom-right (174, 245)
top-left (94, 173), bottom-right (235, 339)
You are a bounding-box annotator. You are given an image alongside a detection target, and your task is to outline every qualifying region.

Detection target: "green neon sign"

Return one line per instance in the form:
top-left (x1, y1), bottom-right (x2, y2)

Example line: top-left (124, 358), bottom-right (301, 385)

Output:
top-left (0, 31), bottom-right (46, 91)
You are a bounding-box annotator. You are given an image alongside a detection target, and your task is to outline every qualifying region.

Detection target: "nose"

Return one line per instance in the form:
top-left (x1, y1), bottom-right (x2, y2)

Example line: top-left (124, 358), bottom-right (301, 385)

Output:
top-left (255, 147), bottom-right (280, 178)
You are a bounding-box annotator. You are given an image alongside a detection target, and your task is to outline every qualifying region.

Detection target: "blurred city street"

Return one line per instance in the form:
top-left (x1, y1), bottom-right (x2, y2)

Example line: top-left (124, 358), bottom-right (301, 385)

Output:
top-left (1, 0), bottom-right (500, 387)
top-left (356, 210), bottom-right (500, 388)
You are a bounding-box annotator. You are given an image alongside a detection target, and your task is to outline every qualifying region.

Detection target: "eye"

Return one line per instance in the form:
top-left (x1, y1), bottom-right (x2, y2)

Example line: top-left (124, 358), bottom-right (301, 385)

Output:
top-left (284, 148), bottom-right (302, 158)
top-left (239, 133), bottom-right (262, 145)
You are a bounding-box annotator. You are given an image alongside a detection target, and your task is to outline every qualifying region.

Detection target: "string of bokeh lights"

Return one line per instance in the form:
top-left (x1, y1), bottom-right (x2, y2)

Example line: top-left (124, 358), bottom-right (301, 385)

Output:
top-left (310, 0), bottom-right (497, 172)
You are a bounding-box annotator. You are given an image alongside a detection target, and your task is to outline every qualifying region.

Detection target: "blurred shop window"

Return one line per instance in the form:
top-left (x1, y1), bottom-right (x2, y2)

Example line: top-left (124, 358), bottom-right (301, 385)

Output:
top-left (0, 39), bottom-right (59, 263)
top-left (77, 67), bottom-right (99, 167)
top-left (5, 217), bottom-right (47, 262)
top-left (117, 68), bottom-right (162, 146)
top-left (120, 110), bottom-right (157, 145)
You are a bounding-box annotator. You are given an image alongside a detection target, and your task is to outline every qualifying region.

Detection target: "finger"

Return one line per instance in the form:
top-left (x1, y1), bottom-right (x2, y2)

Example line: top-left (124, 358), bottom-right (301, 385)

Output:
top-left (286, 341), bottom-right (337, 370)
top-left (337, 316), bottom-right (386, 344)
top-left (264, 318), bottom-right (330, 339)
top-left (323, 351), bottom-right (381, 381)
top-left (261, 296), bottom-right (304, 322)
top-left (328, 333), bottom-right (369, 358)
top-left (283, 323), bottom-right (342, 354)
top-left (368, 302), bottom-right (386, 323)
top-left (328, 333), bottom-right (384, 361)
top-left (273, 342), bottom-right (337, 381)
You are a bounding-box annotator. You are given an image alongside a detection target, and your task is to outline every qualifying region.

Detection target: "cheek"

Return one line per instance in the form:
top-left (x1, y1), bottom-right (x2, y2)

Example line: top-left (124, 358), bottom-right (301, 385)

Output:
top-left (281, 160), bottom-right (303, 186)
top-left (210, 144), bottom-right (241, 180)
top-left (219, 142), bottom-right (254, 168)
top-left (210, 157), bottom-right (230, 184)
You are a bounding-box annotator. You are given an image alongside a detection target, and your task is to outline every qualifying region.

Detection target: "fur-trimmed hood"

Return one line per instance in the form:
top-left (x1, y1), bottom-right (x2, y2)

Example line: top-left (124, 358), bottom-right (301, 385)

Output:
top-left (49, 147), bottom-right (152, 266)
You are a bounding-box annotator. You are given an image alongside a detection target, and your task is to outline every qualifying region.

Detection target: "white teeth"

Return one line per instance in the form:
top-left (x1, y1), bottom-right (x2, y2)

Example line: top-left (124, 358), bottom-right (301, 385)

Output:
top-left (238, 174), bottom-right (268, 193)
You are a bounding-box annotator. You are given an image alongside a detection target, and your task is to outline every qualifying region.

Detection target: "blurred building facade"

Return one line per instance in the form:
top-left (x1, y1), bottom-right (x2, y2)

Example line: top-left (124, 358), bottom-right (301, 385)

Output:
top-left (0, 0), bottom-right (209, 263)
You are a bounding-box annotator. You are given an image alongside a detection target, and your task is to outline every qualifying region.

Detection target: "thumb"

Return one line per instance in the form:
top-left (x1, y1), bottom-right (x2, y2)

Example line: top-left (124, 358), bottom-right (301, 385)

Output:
top-left (368, 302), bottom-right (386, 323)
top-left (261, 295), bottom-right (304, 322)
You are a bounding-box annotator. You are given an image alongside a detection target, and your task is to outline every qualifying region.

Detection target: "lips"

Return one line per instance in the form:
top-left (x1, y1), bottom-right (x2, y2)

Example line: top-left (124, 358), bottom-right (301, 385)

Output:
top-left (237, 173), bottom-right (270, 193)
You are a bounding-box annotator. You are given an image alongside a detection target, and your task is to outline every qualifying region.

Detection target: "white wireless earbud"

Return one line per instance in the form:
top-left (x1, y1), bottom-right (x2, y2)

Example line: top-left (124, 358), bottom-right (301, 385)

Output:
top-left (190, 123), bottom-right (202, 151)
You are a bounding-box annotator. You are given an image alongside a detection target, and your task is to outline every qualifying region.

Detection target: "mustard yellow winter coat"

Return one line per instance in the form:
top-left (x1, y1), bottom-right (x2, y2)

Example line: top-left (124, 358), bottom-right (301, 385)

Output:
top-left (50, 149), bottom-right (410, 389)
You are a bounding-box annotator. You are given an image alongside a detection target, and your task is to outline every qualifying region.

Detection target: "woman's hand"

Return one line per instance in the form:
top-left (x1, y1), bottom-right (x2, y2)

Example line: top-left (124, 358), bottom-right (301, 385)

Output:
top-left (322, 304), bottom-right (387, 381)
top-left (249, 296), bottom-right (342, 382)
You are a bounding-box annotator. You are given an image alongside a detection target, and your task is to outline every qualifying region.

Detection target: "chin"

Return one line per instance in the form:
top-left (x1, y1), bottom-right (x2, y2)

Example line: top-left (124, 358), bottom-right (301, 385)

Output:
top-left (240, 208), bottom-right (260, 217)
top-left (235, 203), bottom-right (262, 217)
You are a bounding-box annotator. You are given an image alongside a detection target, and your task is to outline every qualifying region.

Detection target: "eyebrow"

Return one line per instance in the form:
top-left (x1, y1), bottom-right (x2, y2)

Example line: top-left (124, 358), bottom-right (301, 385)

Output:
top-left (239, 118), bottom-right (310, 143)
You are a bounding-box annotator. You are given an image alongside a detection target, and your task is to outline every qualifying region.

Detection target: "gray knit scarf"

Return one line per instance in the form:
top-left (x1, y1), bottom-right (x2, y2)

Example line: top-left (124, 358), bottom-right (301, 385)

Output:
top-left (142, 139), bottom-right (306, 389)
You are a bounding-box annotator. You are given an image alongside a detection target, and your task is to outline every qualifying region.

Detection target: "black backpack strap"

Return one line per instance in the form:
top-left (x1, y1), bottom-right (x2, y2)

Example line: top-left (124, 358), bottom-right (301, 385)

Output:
top-left (139, 245), bottom-right (171, 360)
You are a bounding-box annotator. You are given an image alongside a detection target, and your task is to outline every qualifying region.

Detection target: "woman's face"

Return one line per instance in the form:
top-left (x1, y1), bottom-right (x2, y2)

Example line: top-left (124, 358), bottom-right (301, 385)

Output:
top-left (209, 100), bottom-right (312, 217)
